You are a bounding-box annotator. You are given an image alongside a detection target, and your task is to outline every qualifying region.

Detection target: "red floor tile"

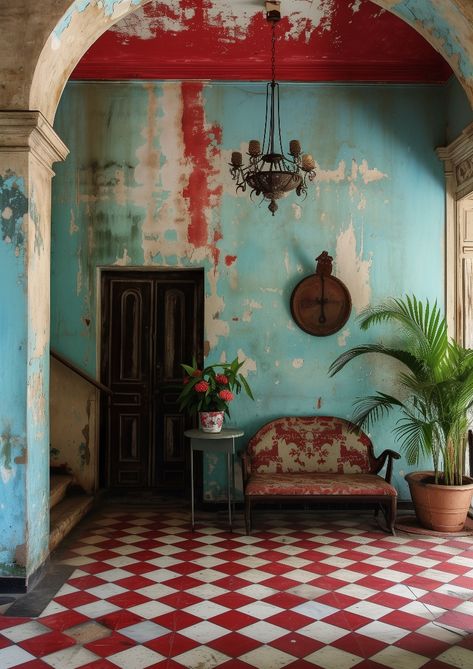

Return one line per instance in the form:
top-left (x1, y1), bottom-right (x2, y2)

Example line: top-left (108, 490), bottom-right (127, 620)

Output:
top-left (146, 631), bottom-right (199, 656)
top-left (0, 506), bottom-right (472, 669)
top-left (270, 631), bottom-right (324, 657)
top-left (206, 631), bottom-right (261, 656)
top-left (19, 630), bottom-right (76, 657)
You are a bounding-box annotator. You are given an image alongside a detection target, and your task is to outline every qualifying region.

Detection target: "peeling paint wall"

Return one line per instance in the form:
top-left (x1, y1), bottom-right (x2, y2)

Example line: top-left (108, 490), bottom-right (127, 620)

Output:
top-left (50, 358), bottom-right (97, 494)
top-left (52, 79), bottom-right (456, 501)
top-left (19, 0), bottom-right (473, 126)
top-left (26, 154), bottom-right (52, 573)
top-left (0, 166), bottom-right (28, 573)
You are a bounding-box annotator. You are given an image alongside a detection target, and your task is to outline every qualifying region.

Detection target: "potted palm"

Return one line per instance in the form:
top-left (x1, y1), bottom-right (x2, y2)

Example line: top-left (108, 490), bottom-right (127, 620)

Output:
top-left (178, 356), bottom-right (254, 433)
top-left (329, 295), bottom-right (473, 532)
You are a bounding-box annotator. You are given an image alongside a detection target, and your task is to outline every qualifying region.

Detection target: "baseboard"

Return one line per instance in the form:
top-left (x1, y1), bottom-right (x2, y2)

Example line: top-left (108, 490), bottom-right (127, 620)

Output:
top-left (0, 558), bottom-right (49, 595)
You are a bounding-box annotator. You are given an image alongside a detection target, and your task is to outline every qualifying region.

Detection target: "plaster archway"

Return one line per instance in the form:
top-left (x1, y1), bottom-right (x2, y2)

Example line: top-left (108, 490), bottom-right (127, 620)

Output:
top-left (26, 0), bottom-right (473, 124)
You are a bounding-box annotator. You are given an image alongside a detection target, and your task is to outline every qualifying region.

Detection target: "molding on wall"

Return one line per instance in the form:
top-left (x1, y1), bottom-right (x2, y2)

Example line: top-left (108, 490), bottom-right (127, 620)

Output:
top-left (0, 111), bottom-right (69, 174)
top-left (70, 61), bottom-right (452, 84)
top-left (437, 122), bottom-right (473, 344)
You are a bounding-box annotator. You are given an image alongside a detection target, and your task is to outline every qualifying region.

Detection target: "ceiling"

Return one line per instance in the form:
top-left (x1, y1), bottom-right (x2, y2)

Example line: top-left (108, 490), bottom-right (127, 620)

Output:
top-left (71, 0), bottom-right (452, 83)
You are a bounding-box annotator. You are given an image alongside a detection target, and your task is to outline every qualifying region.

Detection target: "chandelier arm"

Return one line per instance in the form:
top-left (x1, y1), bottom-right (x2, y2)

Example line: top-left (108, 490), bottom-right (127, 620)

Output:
top-left (262, 82), bottom-right (270, 155)
top-left (276, 82), bottom-right (285, 159)
top-left (229, 3), bottom-right (315, 215)
top-left (269, 20), bottom-right (277, 156)
top-left (269, 82), bottom-right (276, 156)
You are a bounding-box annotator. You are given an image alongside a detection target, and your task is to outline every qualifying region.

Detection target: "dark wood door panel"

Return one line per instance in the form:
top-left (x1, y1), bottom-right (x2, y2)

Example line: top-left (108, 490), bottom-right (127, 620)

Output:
top-left (101, 269), bottom-right (204, 492)
top-left (105, 277), bottom-right (153, 488)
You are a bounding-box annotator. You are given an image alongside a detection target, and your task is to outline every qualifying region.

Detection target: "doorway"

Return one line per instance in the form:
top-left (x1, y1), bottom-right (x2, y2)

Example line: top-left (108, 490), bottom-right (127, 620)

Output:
top-left (100, 268), bottom-right (204, 493)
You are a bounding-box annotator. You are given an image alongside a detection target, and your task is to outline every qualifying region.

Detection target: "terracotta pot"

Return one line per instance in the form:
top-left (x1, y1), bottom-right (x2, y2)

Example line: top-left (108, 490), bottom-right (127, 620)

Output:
top-left (406, 471), bottom-right (473, 532)
top-left (199, 411), bottom-right (224, 433)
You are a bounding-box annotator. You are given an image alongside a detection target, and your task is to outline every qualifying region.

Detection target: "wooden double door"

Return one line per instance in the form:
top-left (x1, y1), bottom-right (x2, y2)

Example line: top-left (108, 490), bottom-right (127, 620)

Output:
top-left (100, 269), bottom-right (204, 492)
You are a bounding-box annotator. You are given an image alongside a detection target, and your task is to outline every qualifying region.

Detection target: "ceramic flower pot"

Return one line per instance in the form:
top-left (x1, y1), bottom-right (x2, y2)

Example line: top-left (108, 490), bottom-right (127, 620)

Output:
top-left (199, 411), bottom-right (225, 433)
top-left (406, 471), bottom-right (473, 532)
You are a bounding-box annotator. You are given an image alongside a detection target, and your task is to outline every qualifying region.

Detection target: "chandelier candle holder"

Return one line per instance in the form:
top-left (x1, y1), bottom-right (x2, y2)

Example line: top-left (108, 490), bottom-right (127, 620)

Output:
top-left (229, 1), bottom-right (316, 215)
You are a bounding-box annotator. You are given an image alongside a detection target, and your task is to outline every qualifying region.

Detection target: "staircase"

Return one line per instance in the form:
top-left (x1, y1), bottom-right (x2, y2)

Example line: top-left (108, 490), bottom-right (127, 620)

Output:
top-left (49, 472), bottom-right (94, 552)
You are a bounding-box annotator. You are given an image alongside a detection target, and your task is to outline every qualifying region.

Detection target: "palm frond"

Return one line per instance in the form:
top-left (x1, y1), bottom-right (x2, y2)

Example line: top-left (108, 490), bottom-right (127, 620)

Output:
top-left (358, 296), bottom-right (447, 369)
top-left (351, 392), bottom-right (403, 431)
top-left (393, 417), bottom-right (432, 466)
top-left (329, 344), bottom-right (424, 378)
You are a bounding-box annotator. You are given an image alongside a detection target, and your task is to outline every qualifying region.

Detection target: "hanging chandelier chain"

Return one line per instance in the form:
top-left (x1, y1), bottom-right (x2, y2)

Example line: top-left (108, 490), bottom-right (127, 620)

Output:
top-left (228, 4), bottom-right (316, 216)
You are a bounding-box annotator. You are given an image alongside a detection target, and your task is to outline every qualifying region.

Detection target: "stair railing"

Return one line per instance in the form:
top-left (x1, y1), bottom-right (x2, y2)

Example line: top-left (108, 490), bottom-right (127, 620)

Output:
top-left (50, 349), bottom-right (112, 395)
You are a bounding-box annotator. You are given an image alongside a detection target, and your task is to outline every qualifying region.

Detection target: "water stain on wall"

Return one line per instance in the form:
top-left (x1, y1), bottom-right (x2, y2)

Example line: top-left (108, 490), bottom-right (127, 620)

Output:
top-left (0, 171), bottom-right (27, 250)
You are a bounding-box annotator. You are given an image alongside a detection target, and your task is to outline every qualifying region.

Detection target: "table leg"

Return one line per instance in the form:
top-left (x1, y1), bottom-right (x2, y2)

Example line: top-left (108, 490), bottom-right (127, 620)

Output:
top-left (190, 445), bottom-right (195, 531)
top-left (227, 451), bottom-right (232, 531)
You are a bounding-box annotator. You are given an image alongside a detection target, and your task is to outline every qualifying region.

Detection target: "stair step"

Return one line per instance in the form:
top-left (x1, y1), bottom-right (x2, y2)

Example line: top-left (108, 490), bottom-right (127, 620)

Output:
top-left (50, 474), bottom-right (74, 510)
top-left (49, 494), bottom-right (94, 552)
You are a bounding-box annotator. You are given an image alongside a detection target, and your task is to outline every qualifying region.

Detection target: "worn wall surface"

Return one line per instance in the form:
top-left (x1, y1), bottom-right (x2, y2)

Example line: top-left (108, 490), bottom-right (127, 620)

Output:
top-left (50, 358), bottom-right (97, 494)
top-left (8, 0), bottom-right (473, 122)
top-left (447, 76), bottom-right (473, 142)
top-left (51, 79), bottom-right (459, 501)
top-left (0, 0), bottom-right (472, 584)
top-left (0, 112), bottom-right (67, 576)
top-left (0, 166), bottom-right (28, 574)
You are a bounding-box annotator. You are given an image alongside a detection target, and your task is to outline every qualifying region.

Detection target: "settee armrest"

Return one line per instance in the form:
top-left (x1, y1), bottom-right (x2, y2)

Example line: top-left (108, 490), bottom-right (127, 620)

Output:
top-left (373, 449), bottom-right (401, 483)
top-left (241, 452), bottom-right (252, 487)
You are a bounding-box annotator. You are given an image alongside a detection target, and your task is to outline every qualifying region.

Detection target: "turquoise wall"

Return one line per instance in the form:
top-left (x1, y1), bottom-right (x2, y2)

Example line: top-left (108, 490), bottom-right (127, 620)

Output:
top-left (446, 76), bottom-right (473, 143)
top-left (0, 172), bottom-right (27, 572)
top-left (52, 80), bottom-right (450, 500)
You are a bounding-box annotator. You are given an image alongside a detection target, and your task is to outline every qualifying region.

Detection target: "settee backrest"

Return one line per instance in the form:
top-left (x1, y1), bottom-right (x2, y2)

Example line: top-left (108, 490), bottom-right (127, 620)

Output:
top-left (246, 416), bottom-right (376, 474)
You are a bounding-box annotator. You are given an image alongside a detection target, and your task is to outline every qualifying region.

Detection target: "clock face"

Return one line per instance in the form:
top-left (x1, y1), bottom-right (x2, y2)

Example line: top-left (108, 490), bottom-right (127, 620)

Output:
top-left (290, 274), bottom-right (352, 336)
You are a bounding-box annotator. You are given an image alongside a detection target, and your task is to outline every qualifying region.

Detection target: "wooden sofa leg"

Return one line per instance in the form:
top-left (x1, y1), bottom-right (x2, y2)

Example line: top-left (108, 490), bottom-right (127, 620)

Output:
top-left (388, 497), bottom-right (397, 536)
top-left (245, 497), bottom-right (251, 535)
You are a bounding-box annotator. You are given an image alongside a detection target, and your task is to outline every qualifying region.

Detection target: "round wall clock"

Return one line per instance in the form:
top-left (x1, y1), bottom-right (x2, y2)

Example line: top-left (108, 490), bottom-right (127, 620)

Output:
top-left (290, 251), bottom-right (352, 336)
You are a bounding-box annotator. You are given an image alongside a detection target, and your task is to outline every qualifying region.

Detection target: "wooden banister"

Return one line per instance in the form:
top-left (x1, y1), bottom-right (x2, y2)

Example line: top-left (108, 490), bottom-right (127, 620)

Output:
top-left (50, 349), bottom-right (112, 395)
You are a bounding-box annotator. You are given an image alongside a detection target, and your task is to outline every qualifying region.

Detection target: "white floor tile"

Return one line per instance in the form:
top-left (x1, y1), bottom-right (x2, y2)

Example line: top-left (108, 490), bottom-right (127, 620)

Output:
top-left (372, 645), bottom-right (433, 669)
top-left (239, 620), bottom-right (291, 642)
top-left (239, 601), bottom-right (284, 620)
top-left (306, 646), bottom-right (362, 669)
top-left (436, 645), bottom-right (473, 669)
top-left (297, 620), bottom-right (349, 643)
top-left (187, 584), bottom-right (228, 600)
top-left (179, 621), bottom-right (229, 643)
top-left (86, 583), bottom-right (128, 599)
top-left (183, 601), bottom-right (229, 619)
top-left (174, 646), bottom-right (229, 669)
top-left (292, 601), bottom-right (338, 620)
top-left (240, 645), bottom-right (296, 668)
top-left (0, 645), bottom-right (35, 668)
top-left (345, 600), bottom-right (393, 620)
top-left (107, 645), bottom-right (165, 669)
top-left (129, 600), bottom-right (174, 619)
top-left (42, 645), bottom-right (99, 669)
top-left (356, 620), bottom-right (410, 644)
top-left (0, 620), bottom-right (50, 642)
top-left (74, 600), bottom-right (120, 618)
top-left (235, 584), bottom-right (277, 599)
top-left (95, 567), bottom-right (133, 582)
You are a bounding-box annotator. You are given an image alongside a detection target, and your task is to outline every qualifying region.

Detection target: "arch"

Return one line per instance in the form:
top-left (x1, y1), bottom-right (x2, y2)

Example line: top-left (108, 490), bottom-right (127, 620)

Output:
top-left (26, 0), bottom-right (473, 124)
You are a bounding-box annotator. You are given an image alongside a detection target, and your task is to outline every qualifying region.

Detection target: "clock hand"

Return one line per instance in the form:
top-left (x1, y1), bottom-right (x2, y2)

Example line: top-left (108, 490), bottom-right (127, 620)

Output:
top-left (318, 275), bottom-right (327, 324)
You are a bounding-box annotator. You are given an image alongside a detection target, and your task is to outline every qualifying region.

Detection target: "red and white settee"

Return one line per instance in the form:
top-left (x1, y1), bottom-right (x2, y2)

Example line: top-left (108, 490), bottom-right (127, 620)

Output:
top-left (242, 416), bottom-right (400, 534)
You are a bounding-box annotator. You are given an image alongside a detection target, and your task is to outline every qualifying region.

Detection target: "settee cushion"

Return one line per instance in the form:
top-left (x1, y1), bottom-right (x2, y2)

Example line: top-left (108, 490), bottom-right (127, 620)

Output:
top-left (245, 472), bottom-right (397, 497)
top-left (247, 416), bottom-right (376, 475)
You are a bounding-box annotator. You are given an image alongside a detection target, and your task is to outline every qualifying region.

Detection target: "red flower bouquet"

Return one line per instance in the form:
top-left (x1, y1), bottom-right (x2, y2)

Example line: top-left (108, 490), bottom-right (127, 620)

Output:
top-left (178, 357), bottom-right (254, 417)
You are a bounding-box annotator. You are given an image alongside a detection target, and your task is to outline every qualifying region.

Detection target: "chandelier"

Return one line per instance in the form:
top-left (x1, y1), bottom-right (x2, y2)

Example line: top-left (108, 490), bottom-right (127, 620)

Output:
top-left (229, 2), bottom-right (316, 215)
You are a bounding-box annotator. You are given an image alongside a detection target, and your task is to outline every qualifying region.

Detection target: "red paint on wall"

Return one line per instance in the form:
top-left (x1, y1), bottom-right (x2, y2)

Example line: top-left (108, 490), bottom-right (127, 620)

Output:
top-left (225, 255), bottom-right (237, 266)
top-left (71, 1), bottom-right (451, 83)
top-left (181, 82), bottom-right (222, 256)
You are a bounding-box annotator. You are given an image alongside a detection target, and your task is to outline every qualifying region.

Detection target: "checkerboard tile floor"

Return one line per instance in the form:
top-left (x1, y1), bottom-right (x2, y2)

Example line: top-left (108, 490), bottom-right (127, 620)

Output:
top-left (1, 507), bottom-right (473, 668)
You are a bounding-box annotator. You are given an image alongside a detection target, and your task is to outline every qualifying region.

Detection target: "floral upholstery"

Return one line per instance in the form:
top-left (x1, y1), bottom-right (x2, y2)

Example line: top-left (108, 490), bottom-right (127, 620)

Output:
top-left (245, 472), bottom-right (397, 497)
top-left (247, 416), bottom-right (376, 475)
